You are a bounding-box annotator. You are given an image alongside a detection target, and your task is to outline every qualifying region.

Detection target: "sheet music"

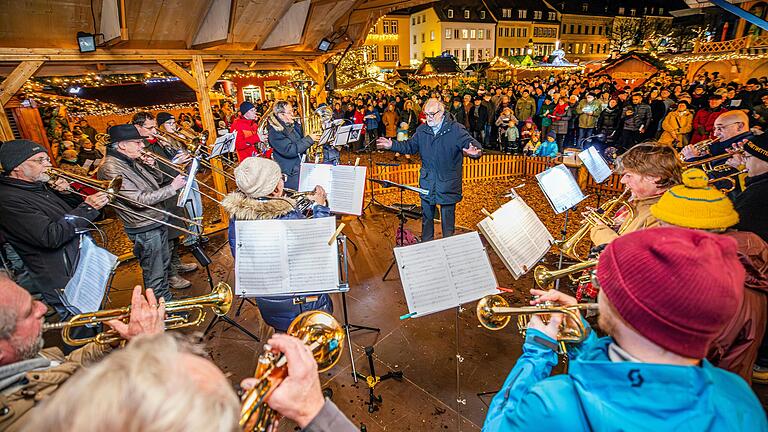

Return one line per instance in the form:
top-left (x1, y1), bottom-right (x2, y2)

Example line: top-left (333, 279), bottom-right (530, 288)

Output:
top-left (82, 159), bottom-right (94, 170)
top-left (63, 236), bottom-right (117, 314)
top-left (395, 232), bottom-right (498, 317)
top-left (177, 157), bottom-right (200, 207)
top-left (319, 127), bottom-right (335, 146)
top-left (478, 198), bottom-right (554, 279)
top-left (235, 218), bottom-right (339, 296)
top-left (299, 163), bottom-right (333, 193)
top-left (299, 163), bottom-right (367, 215)
top-left (211, 131), bottom-right (237, 157)
top-left (535, 164), bottom-right (586, 214)
top-left (578, 146), bottom-right (612, 183)
top-left (333, 124), bottom-right (363, 147)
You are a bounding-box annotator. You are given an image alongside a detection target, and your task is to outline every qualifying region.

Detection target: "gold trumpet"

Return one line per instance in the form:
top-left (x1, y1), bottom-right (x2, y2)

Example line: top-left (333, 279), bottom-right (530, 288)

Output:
top-left (555, 189), bottom-right (634, 262)
top-left (533, 259), bottom-right (598, 289)
top-left (476, 294), bottom-right (598, 345)
top-left (43, 282), bottom-right (233, 346)
top-left (708, 169), bottom-right (748, 193)
top-left (239, 311), bottom-right (345, 431)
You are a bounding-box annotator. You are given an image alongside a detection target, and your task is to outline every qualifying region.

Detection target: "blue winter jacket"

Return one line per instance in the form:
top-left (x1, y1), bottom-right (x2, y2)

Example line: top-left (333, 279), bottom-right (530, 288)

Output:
top-left (533, 140), bottom-right (558, 158)
top-left (390, 117), bottom-right (482, 205)
top-left (222, 192), bottom-right (333, 332)
top-left (483, 322), bottom-right (768, 432)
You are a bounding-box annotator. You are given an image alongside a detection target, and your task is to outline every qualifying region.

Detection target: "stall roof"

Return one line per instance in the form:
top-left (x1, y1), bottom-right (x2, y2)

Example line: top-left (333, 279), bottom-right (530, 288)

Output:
top-left (415, 57), bottom-right (464, 76)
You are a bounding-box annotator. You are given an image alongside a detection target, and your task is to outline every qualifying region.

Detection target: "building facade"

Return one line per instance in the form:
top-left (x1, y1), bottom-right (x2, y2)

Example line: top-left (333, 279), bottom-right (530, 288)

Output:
top-left (486, 0), bottom-right (560, 57)
top-left (364, 15), bottom-right (410, 70)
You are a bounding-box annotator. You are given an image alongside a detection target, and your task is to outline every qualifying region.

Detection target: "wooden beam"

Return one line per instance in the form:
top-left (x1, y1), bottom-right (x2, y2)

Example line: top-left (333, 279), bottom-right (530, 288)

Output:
top-left (186, 0), bottom-right (216, 49)
top-left (157, 60), bottom-right (198, 90)
top-left (0, 61), bottom-right (44, 106)
top-left (191, 55), bottom-right (228, 224)
top-left (0, 109), bottom-right (14, 142)
top-left (253, 0), bottom-right (296, 49)
top-left (294, 58), bottom-right (322, 84)
top-left (0, 48), bottom-right (322, 62)
top-left (206, 59), bottom-right (231, 88)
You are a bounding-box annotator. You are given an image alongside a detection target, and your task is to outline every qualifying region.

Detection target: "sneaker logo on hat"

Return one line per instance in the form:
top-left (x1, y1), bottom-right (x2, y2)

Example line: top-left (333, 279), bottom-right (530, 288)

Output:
top-left (628, 369), bottom-right (644, 387)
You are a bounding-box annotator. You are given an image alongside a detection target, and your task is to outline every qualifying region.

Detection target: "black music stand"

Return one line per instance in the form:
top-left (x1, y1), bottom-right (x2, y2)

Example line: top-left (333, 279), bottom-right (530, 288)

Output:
top-left (355, 345), bottom-right (403, 412)
top-left (360, 137), bottom-right (391, 214)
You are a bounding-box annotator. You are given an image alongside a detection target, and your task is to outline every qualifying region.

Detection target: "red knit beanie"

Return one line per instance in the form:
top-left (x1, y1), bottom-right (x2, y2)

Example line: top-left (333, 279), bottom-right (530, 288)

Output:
top-left (597, 227), bottom-right (744, 359)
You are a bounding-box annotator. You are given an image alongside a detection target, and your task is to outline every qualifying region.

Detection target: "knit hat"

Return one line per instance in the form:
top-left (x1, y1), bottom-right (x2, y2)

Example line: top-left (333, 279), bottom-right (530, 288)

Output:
top-left (156, 112), bottom-right (174, 126)
top-left (61, 149), bottom-right (79, 163)
top-left (546, 130), bottom-right (557, 140)
top-left (239, 101), bottom-right (255, 115)
top-left (0, 139), bottom-right (47, 174)
top-left (234, 157), bottom-right (282, 198)
top-left (597, 227), bottom-right (744, 358)
top-left (744, 133), bottom-right (768, 163)
top-left (650, 168), bottom-right (739, 230)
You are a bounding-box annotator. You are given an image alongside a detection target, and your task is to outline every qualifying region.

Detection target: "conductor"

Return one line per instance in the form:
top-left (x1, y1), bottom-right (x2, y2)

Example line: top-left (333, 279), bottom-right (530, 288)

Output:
top-left (377, 98), bottom-right (482, 241)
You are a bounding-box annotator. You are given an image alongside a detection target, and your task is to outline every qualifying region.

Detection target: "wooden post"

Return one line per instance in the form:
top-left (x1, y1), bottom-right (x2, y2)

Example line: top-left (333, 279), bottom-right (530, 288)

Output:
top-left (0, 60), bottom-right (44, 140)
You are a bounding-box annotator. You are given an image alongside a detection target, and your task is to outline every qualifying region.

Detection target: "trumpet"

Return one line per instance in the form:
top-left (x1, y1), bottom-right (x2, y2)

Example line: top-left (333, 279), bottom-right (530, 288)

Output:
top-left (239, 311), bottom-right (345, 431)
top-left (681, 137), bottom-right (720, 160)
top-left (476, 294), bottom-right (598, 345)
top-left (708, 169), bottom-right (748, 193)
top-left (46, 168), bottom-right (202, 236)
top-left (684, 150), bottom-right (743, 173)
top-left (534, 259), bottom-right (598, 288)
top-left (43, 282), bottom-right (233, 346)
top-left (555, 189), bottom-right (634, 262)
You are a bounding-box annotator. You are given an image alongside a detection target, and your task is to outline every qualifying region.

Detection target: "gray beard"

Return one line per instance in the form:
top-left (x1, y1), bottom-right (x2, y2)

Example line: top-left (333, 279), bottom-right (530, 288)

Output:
top-left (13, 331), bottom-right (44, 361)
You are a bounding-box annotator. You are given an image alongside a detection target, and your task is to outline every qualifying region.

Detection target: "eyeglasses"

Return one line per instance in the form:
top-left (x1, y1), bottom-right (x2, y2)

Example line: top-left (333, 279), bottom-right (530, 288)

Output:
top-left (424, 110), bottom-right (443, 118)
top-left (29, 156), bottom-right (51, 165)
top-left (281, 174), bottom-right (288, 182)
top-left (713, 122), bottom-right (741, 131)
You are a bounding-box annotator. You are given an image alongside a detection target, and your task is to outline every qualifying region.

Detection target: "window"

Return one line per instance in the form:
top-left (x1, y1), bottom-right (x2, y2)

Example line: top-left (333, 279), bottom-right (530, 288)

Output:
top-left (549, 12), bottom-right (556, 21)
top-left (413, 35), bottom-right (416, 44)
top-left (462, 29), bottom-right (469, 39)
top-left (504, 48), bottom-right (509, 56)
top-left (390, 20), bottom-right (398, 34)
top-left (577, 25), bottom-right (581, 34)
top-left (454, 49), bottom-right (459, 57)
top-left (470, 49), bottom-right (475, 62)
top-left (643, 6), bottom-right (647, 15)
top-left (371, 46), bottom-right (378, 61)
top-left (446, 29), bottom-right (452, 39)
top-left (454, 29), bottom-right (460, 38)
top-left (502, 8), bottom-right (512, 18)
top-left (598, 26), bottom-right (602, 35)
top-left (534, 11), bottom-right (542, 20)
top-left (430, 31), bottom-right (434, 41)
top-left (498, 27), bottom-right (503, 36)
top-left (421, 33), bottom-right (425, 43)
top-left (448, 9), bottom-right (453, 18)
top-left (487, 30), bottom-right (491, 39)
top-left (383, 45), bottom-right (399, 61)
top-left (523, 28), bottom-right (527, 37)
top-left (464, 10), bottom-right (470, 19)
top-left (570, 24), bottom-right (574, 34)
top-left (516, 28), bottom-right (521, 38)
top-left (470, 29), bottom-right (476, 39)
top-left (630, 9), bottom-right (636, 16)
top-left (498, 47), bottom-right (502, 56)
top-left (518, 9), bottom-right (527, 19)
top-left (591, 25), bottom-right (596, 35)
top-left (618, 7), bottom-right (625, 14)
top-left (461, 49), bottom-right (466, 61)
top-left (582, 3), bottom-right (588, 12)
top-left (383, 21), bottom-right (389, 34)
top-left (480, 11), bottom-right (486, 19)
top-left (659, 8), bottom-right (664, 15)
top-left (412, 17), bottom-right (415, 25)
top-left (477, 50), bottom-right (482, 61)
top-left (478, 28), bottom-right (484, 39)
top-left (416, 16), bottom-right (420, 24)
top-left (413, 52), bottom-right (417, 59)
top-left (589, 44), bottom-right (594, 54)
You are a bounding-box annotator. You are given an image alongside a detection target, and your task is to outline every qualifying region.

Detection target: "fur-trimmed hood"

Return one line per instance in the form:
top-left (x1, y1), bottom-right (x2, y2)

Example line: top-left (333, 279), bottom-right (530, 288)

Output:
top-left (268, 111), bottom-right (287, 132)
top-left (221, 190), bottom-right (296, 220)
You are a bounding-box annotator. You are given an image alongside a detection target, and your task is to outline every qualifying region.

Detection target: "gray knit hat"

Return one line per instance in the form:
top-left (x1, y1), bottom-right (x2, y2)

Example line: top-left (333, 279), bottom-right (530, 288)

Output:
top-left (234, 157), bottom-right (282, 198)
top-left (0, 140), bottom-right (47, 175)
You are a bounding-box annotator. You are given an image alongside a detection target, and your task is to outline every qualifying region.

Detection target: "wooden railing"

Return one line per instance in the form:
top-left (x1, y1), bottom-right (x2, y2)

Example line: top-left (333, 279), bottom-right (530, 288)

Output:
top-left (694, 34), bottom-right (768, 54)
top-left (365, 155), bottom-right (624, 195)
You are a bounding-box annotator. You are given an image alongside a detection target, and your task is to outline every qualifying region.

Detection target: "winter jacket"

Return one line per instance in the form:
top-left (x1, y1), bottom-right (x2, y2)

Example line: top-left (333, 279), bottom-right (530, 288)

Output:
top-left (659, 110), bottom-right (693, 147)
top-left (538, 102), bottom-right (555, 127)
top-left (550, 103), bottom-right (572, 135)
top-left (0, 177), bottom-right (100, 296)
top-left (390, 117), bottom-right (481, 205)
top-left (469, 104), bottom-right (489, 132)
top-left (98, 149), bottom-right (178, 233)
top-left (382, 109), bottom-right (399, 138)
top-left (230, 115), bottom-right (261, 162)
top-left (363, 109), bottom-right (380, 131)
top-left (691, 106), bottom-right (728, 144)
top-left (596, 107), bottom-right (622, 143)
top-left (576, 99), bottom-right (602, 129)
top-left (735, 171), bottom-right (768, 243)
top-left (515, 96), bottom-right (536, 123)
top-left (533, 140), bottom-right (558, 157)
top-left (483, 324), bottom-right (768, 431)
top-left (621, 103), bottom-right (652, 132)
top-left (590, 194), bottom-right (662, 246)
top-left (223, 192), bottom-right (333, 332)
top-left (267, 111), bottom-right (314, 190)
top-left (76, 148), bottom-right (103, 167)
top-left (303, 401), bottom-right (358, 432)
top-left (143, 140), bottom-right (187, 240)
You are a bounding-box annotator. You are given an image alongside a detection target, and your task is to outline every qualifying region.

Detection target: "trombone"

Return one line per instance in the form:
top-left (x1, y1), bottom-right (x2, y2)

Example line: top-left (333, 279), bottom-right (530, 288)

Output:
top-left (138, 150), bottom-right (227, 203)
top-left (43, 282), bottom-right (233, 346)
top-left (159, 128), bottom-right (239, 171)
top-left (47, 168), bottom-right (202, 236)
top-left (239, 311), bottom-right (345, 431)
top-left (534, 259), bottom-right (598, 289)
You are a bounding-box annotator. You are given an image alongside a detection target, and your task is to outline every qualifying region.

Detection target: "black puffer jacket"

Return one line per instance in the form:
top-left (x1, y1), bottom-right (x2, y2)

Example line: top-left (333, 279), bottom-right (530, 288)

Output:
top-left (596, 106), bottom-right (622, 143)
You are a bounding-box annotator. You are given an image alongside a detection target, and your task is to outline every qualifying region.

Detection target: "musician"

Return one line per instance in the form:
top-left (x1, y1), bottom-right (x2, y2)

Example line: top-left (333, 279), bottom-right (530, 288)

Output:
top-left (483, 228), bottom-right (767, 431)
top-left (231, 101), bottom-right (261, 162)
top-left (590, 143), bottom-right (682, 246)
top-left (267, 100), bottom-right (321, 190)
top-left (98, 125), bottom-right (187, 302)
top-left (27, 332), bottom-right (357, 432)
top-left (376, 98), bottom-right (482, 241)
top-left (0, 140), bottom-right (109, 315)
top-left (690, 94), bottom-right (729, 145)
top-left (0, 274), bottom-right (165, 431)
top-left (681, 110), bottom-right (752, 162)
top-left (222, 157), bottom-right (332, 333)
top-left (728, 132), bottom-right (768, 243)
top-left (650, 168), bottom-right (767, 383)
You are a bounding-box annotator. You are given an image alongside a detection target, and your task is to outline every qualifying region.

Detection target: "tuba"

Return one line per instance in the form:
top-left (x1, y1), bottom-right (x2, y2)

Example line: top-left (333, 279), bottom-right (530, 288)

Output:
top-left (290, 80), bottom-right (325, 163)
top-left (239, 311), bottom-right (345, 431)
top-left (555, 189), bottom-right (634, 262)
top-left (43, 283), bottom-right (233, 346)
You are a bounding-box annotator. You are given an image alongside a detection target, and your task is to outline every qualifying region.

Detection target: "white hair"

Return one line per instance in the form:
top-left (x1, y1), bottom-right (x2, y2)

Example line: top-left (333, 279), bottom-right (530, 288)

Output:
top-left (26, 334), bottom-right (240, 432)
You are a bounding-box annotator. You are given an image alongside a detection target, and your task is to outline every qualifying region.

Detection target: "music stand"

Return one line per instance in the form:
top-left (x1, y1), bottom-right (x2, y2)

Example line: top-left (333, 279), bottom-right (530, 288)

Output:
top-left (360, 138), bottom-right (389, 214)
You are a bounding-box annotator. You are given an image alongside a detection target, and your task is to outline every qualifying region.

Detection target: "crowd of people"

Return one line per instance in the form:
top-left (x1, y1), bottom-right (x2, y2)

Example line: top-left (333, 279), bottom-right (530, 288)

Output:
top-left (0, 67), bottom-right (768, 430)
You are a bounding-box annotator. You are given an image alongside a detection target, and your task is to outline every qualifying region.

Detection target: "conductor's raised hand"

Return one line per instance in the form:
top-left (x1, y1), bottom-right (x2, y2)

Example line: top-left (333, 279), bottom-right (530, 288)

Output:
top-left (106, 286), bottom-right (165, 341)
top-left (376, 137), bottom-right (393, 149)
top-left (463, 144), bottom-right (482, 157)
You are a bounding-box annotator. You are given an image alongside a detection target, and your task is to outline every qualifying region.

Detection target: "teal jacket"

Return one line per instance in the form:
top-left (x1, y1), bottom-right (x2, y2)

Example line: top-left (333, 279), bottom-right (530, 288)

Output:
top-left (483, 323), bottom-right (768, 432)
top-left (533, 140), bottom-right (558, 158)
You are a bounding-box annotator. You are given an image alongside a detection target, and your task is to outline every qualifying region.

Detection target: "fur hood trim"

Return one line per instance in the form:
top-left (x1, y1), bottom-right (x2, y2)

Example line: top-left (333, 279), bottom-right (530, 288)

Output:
top-left (268, 111), bottom-right (286, 132)
top-left (222, 191), bottom-right (296, 220)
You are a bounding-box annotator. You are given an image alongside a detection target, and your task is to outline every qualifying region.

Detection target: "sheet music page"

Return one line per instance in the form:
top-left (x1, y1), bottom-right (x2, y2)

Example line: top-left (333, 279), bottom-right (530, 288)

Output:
top-left (298, 163), bottom-right (333, 193)
top-left (211, 131), bottom-right (237, 157)
top-left (578, 146), bottom-right (612, 183)
top-left (285, 217), bottom-right (339, 293)
top-left (235, 220), bottom-right (289, 295)
top-left (394, 242), bottom-right (458, 317)
top-left (334, 125), bottom-right (352, 147)
top-left (319, 127), bottom-right (334, 145)
top-left (177, 157), bottom-right (200, 207)
top-left (329, 165), bottom-right (367, 215)
top-left (82, 159), bottom-right (94, 170)
top-left (63, 236), bottom-right (117, 313)
top-left (441, 232), bottom-right (498, 304)
top-left (536, 164), bottom-right (586, 214)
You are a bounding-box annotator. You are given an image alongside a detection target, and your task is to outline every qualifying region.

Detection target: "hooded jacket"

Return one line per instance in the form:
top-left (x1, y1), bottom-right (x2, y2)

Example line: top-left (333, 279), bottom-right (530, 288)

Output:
top-left (483, 326), bottom-right (767, 431)
top-left (267, 112), bottom-right (314, 190)
top-left (222, 191), bottom-right (332, 332)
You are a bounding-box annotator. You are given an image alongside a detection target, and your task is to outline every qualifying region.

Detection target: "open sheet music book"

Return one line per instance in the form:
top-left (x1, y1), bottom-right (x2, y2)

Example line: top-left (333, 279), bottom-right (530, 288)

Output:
top-left (210, 131), bottom-right (237, 157)
top-left (477, 195), bottom-right (554, 279)
top-left (578, 146), bottom-right (612, 184)
top-left (177, 157), bottom-right (200, 207)
top-left (298, 163), bottom-right (367, 215)
top-left (394, 232), bottom-right (498, 317)
top-left (535, 164), bottom-right (586, 214)
top-left (63, 236), bottom-right (118, 314)
top-left (234, 217), bottom-right (340, 297)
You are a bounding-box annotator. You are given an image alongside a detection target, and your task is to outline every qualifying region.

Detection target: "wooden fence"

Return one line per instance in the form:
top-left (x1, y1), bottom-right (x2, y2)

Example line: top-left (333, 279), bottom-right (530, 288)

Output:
top-left (364, 154), bottom-right (623, 195)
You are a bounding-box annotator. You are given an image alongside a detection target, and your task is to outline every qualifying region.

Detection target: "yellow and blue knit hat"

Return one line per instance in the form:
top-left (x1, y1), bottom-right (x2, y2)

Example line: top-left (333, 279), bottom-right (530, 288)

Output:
top-left (650, 168), bottom-right (739, 230)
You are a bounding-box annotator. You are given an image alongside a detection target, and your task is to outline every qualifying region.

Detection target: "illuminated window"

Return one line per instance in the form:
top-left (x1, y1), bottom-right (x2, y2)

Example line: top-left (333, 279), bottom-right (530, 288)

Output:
top-left (448, 9), bottom-right (454, 18)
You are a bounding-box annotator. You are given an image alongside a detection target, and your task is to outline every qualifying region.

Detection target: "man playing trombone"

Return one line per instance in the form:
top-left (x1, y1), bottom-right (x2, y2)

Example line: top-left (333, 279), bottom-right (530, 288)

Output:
top-left (0, 140), bottom-right (109, 317)
top-left (98, 124), bottom-right (187, 302)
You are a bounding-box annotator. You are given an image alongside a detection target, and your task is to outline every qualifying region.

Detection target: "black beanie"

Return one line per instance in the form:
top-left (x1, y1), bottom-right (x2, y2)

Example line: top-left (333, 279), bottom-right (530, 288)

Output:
top-left (0, 140), bottom-right (47, 175)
